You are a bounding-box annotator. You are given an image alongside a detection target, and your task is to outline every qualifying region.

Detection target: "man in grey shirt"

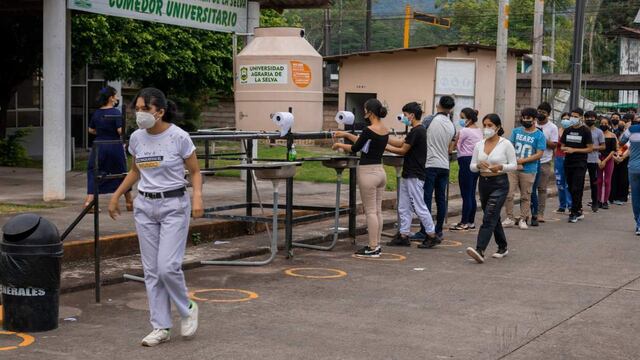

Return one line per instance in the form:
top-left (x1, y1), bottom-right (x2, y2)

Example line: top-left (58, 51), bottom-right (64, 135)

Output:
top-left (585, 110), bottom-right (605, 213)
top-left (413, 95), bottom-right (456, 244)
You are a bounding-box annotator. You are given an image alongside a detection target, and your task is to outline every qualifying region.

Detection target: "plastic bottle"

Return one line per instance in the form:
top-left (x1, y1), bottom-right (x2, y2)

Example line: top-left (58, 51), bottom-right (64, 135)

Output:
top-left (288, 144), bottom-right (297, 161)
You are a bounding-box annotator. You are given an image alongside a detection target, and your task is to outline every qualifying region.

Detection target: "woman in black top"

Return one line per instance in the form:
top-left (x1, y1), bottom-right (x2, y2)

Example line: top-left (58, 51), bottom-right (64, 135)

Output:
top-left (597, 117), bottom-right (618, 209)
top-left (333, 99), bottom-right (390, 257)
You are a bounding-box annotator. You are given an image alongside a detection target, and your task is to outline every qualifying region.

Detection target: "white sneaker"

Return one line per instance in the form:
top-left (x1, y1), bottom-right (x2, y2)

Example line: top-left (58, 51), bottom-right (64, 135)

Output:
top-left (181, 300), bottom-right (198, 339)
top-left (466, 247), bottom-right (485, 264)
top-left (141, 329), bottom-right (170, 347)
top-left (518, 219), bottom-right (528, 230)
top-left (502, 218), bottom-right (515, 228)
top-left (492, 249), bottom-right (509, 258)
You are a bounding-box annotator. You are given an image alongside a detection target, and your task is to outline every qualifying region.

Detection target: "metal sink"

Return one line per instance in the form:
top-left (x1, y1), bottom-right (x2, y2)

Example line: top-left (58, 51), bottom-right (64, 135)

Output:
top-left (226, 162), bottom-right (301, 180)
top-left (382, 154), bottom-right (404, 168)
top-left (322, 157), bottom-right (359, 169)
top-left (304, 156), bottom-right (359, 170)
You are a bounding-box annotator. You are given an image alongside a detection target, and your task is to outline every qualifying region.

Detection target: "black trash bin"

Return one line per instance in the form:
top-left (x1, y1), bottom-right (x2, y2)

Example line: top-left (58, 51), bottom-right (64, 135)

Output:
top-left (0, 213), bottom-right (63, 332)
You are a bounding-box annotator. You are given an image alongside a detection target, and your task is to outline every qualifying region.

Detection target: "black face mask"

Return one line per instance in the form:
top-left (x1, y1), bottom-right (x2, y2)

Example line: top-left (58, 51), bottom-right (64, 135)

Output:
top-left (599, 125), bottom-right (609, 132)
top-left (585, 119), bottom-right (596, 126)
top-left (113, 100), bottom-right (120, 108)
top-left (611, 119), bottom-right (619, 126)
top-left (521, 121), bottom-right (534, 128)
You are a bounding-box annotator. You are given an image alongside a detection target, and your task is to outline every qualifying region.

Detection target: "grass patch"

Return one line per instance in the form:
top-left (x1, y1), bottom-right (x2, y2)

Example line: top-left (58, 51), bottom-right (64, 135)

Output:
top-left (0, 202), bottom-right (64, 215)
top-left (70, 141), bottom-right (461, 192)
top-left (201, 142), bottom-right (461, 191)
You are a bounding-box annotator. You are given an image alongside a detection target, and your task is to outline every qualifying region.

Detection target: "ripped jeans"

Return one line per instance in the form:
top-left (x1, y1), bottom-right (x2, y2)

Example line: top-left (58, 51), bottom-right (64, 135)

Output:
top-left (475, 174), bottom-right (509, 252)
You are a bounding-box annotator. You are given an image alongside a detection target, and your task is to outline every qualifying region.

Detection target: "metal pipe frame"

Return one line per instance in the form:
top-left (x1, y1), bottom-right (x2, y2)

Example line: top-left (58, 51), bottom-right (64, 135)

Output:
top-left (201, 181), bottom-right (280, 266)
top-left (291, 168), bottom-right (345, 251)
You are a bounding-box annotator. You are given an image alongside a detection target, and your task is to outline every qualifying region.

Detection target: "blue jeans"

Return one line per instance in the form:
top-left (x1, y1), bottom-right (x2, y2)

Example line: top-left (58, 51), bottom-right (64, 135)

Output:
top-left (629, 172), bottom-right (640, 229)
top-left (530, 162), bottom-right (542, 215)
top-left (457, 156), bottom-right (479, 224)
top-left (554, 157), bottom-right (572, 209)
top-left (418, 167), bottom-right (449, 236)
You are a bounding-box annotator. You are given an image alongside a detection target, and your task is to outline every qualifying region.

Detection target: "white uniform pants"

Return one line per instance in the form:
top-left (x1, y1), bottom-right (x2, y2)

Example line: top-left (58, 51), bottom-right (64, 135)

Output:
top-left (133, 194), bottom-right (191, 329)
top-left (399, 177), bottom-right (435, 235)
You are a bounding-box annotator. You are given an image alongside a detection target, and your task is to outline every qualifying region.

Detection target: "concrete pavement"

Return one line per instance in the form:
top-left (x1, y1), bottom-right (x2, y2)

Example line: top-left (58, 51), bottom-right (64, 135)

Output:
top-left (2, 196), bottom-right (639, 359)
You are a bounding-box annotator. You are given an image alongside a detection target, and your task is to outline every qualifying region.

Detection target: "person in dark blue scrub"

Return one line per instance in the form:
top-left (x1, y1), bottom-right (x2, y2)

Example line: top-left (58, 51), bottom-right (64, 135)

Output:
top-left (85, 86), bottom-right (132, 211)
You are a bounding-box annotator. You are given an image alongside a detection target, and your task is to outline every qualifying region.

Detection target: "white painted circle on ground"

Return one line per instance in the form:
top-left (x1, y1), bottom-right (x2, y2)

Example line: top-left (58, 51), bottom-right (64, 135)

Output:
top-left (126, 298), bottom-right (150, 311)
top-left (58, 306), bottom-right (82, 319)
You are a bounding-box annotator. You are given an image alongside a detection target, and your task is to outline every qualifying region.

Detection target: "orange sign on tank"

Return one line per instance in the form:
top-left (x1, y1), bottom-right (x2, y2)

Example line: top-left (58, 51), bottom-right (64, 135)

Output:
top-left (290, 61), bottom-right (312, 88)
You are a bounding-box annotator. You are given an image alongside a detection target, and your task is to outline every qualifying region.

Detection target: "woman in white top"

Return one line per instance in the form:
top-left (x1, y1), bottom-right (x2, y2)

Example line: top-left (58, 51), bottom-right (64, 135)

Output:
top-left (466, 114), bottom-right (517, 264)
top-left (108, 88), bottom-right (203, 346)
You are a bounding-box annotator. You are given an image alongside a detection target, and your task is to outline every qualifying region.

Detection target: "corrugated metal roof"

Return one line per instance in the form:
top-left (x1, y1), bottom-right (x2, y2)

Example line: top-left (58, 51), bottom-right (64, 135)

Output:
top-left (607, 26), bottom-right (640, 39)
top-left (257, 0), bottom-right (331, 9)
top-left (324, 44), bottom-right (528, 62)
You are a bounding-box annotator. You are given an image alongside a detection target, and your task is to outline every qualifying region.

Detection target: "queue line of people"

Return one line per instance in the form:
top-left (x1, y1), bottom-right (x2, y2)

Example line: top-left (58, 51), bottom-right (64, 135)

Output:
top-left (330, 96), bottom-right (640, 265)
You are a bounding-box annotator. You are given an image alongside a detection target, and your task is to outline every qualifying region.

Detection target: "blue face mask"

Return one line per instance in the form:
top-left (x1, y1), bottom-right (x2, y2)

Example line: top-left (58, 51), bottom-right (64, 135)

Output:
top-left (401, 116), bottom-right (411, 127)
top-left (560, 119), bottom-right (571, 129)
top-left (569, 117), bottom-right (580, 127)
top-left (458, 119), bottom-right (466, 127)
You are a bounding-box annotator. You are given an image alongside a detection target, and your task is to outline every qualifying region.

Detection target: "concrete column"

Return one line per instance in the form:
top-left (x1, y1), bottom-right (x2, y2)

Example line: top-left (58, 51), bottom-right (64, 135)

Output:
top-left (66, 9), bottom-right (72, 172)
top-left (531, 0), bottom-right (544, 107)
top-left (494, 0), bottom-right (509, 122)
top-left (43, 0), bottom-right (67, 200)
top-left (246, 1), bottom-right (260, 44)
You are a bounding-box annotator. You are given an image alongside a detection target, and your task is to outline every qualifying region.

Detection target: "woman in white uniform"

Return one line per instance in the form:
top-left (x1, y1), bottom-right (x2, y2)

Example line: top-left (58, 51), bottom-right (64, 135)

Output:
top-left (108, 88), bottom-right (203, 346)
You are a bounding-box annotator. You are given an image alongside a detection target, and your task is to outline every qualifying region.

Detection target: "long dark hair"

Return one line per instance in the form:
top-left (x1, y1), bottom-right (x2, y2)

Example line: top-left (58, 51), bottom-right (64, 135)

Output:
top-left (96, 86), bottom-right (116, 107)
top-left (132, 87), bottom-right (177, 123)
top-left (460, 108), bottom-right (478, 123)
top-left (482, 113), bottom-right (505, 136)
top-left (364, 98), bottom-right (388, 119)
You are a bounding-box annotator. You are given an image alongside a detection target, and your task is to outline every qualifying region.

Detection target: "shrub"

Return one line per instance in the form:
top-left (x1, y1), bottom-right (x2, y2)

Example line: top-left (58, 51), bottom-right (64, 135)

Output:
top-left (0, 129), bottom-right (31, 167)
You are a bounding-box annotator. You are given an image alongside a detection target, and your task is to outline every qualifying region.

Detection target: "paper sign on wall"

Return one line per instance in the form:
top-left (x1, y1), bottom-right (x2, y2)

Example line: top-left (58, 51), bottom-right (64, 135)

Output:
top-left (239, 64), bottom-right (288, 84)
top-left (290, 61), bottom-right (312, 88)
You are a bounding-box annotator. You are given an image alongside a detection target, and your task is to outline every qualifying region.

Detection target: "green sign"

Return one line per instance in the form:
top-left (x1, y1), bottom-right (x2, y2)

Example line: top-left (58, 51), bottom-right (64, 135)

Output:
top-left (239, 64), bottom-right (288, 85)
top-left (68, 0), bottom-right (247, 34)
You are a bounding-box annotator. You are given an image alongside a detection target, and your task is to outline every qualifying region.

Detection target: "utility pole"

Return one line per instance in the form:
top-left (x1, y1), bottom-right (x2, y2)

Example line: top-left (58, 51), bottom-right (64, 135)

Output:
top-left (550, 1), bottom-right (556, 100)
top-left (403, 5), bottom-right (411, 48)
top-left (339, 0), bottom-right (343, 55)
top-left (365, 0), bottom-right (372, 51)
top-left (323, 8), bottom-right (331, 88)
top-left (569, 0), bottom-right (586, 110)
top-left (495, 0), bottom-right (510, 121)
top-left (531, 0), bottom-right (544, 107)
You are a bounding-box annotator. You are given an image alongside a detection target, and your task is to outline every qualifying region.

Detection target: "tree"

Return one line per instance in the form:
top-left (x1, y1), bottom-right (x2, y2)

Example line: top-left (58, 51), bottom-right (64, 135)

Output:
top-left (72, 14), bottom-right (234, 130)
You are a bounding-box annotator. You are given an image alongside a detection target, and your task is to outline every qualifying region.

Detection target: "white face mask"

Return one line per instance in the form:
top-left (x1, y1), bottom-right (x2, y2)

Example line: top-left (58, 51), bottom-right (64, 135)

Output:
top-left (483, 128), bottom-right (496, 139)
top-left (136, 111), bottom-right (157, 129)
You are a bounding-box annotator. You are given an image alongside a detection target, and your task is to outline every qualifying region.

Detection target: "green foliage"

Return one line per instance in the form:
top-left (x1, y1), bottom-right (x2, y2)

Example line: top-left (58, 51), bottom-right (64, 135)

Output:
top-left (0, 128), bottom-right (31, 167)
top-left (260, 9), bottom-right (303, 27)
top-left (72, 14), bottom-right (234, 125)
top-left (71, 9), bottom-right (299, 127)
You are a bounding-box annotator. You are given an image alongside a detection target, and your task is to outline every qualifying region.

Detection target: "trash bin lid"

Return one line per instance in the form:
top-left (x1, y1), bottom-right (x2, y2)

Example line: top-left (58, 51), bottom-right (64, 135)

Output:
top-left (2, 213), bottom-right (41, 242)
top-left (1, 214), bottom-right (62, 257)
